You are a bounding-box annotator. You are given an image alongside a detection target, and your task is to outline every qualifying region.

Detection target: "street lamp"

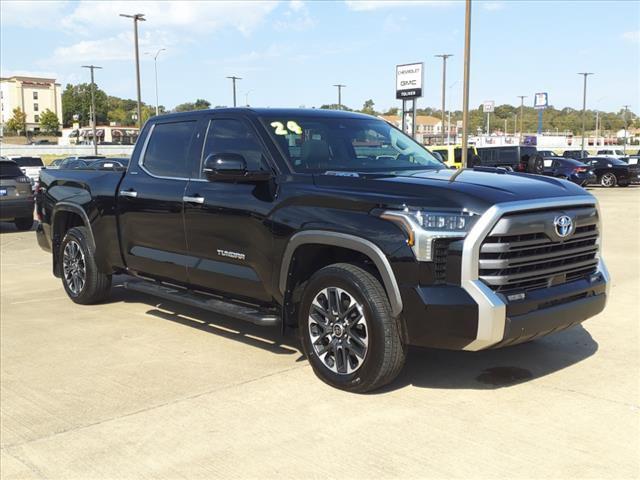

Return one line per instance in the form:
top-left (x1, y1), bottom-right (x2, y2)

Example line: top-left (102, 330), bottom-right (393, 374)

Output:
top-left (435, 54), bottom-right (453, 145)
top-left (333, 84), bottom-right (346, 110)
top-left (517, 95), bottom-right (527, 143)
top-left (245, 89), bottom-right (254, 107)
top-left (81, 64), bottom-right (102, 155)
top-left (120, 13), bottom-right (146, 129)
top-left (623, 104), bottom-right (630, 154)
top-left (145, 48), bottom-right (165, 116)
top-left (446, 81), bottom-right (458, 144)
top-left (577, 72), bottom-right (594, 154)
top-left (226, 76), bottom-right (242, 107)
top-left (460, 0), bottom-right (472, 168)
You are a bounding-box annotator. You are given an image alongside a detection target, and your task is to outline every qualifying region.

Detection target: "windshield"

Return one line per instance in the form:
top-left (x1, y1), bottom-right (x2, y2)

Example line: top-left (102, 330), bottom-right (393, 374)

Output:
top-left (14, 157), bottom-right (43, 167)
top-left (0, 162), bottom-right (24, 178)
top-left (261, 116), bottom-right (443, 172)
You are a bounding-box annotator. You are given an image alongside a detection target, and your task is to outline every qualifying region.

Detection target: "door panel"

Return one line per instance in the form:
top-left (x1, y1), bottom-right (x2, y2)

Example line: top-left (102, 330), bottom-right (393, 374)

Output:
top-left (183, 116), bottom-right (276, 303)
top-left (118, 118), bottom-right (201, 283)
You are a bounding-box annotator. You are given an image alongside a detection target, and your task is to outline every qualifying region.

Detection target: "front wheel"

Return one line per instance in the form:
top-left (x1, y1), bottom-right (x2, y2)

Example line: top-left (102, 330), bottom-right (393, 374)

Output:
top-left (60, 226), bottom-right (112, 304)
top-left (299, 263), bottom-right (406, 393)
top-left (600, 172), bottom-right (617, 187)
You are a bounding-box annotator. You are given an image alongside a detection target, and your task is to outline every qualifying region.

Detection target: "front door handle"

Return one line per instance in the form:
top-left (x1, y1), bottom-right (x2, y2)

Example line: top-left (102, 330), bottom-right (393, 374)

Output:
top-left (183, 195), bottom-right (205, 204)
top-left (119, 190), bottom-right (138, 198)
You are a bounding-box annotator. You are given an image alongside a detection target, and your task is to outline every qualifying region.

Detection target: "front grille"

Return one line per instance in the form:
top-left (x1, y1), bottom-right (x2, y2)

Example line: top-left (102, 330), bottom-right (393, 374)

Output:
top-left (479, 207), bottom-right (599, 294)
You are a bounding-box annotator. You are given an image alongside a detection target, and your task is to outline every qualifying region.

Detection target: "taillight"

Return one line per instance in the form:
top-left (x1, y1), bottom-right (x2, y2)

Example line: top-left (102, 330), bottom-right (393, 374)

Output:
top-left (574, 167), bottom-right (587, 173)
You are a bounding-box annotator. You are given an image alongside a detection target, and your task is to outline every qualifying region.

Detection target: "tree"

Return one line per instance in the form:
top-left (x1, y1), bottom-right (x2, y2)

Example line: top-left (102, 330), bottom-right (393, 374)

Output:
top-left (6, 107), bottom-right (27, 135)
top-left (61, 83), bottom-right (108, 127)
top-left (383, 107), bottom-right (399, 116)
top-left (39, 109), bottom-right (60, 134)
top-left (319, 103), bottom-right (352, 111)
top-left (360, 99), bottom-right (377, 115)
top-left (174, 99), bottom-right (211, 112)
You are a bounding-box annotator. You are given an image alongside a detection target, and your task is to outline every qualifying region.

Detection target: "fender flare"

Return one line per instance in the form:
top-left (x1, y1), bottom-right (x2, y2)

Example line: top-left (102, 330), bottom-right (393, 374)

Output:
top-left (279, 230), bottom-right (403, 317)
top-left (52, 202), bottom-right (96, 253)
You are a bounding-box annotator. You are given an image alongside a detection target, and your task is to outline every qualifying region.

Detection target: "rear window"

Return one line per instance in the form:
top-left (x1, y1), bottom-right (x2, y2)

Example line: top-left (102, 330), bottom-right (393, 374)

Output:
top-left (0, 162), bottom-right (24, 178)
top-left (13, 157), bottom-right (44, 167)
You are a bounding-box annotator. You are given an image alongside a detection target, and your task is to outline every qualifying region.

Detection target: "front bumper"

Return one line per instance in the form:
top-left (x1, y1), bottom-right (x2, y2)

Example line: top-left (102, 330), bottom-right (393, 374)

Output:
top-left (0, 198), bottom-right (34, 221)
top-left (399, 196), bottom-right (610, 351)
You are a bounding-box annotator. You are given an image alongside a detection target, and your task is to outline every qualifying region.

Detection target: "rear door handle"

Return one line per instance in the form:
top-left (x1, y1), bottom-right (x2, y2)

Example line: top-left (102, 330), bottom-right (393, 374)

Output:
top-left (183, 195), bottom-right (204, 204)
top-left (119, 190), bottom-right (138, 198)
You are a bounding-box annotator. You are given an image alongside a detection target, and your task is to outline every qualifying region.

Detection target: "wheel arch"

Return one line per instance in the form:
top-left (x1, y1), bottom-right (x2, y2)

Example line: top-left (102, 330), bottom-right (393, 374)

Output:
top-left (51, 203), bottom-right (96, 277)
top-left (279, 231), bottom-right (403, 319)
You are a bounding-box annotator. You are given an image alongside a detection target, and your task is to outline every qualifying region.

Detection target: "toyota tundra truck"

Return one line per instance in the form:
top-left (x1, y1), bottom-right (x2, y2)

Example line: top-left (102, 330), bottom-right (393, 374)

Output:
top-left (35, 108), bottom-right (610, 392)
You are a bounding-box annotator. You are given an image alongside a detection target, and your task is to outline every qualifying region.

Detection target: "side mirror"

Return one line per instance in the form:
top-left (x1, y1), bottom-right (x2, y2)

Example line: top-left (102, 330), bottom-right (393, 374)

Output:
top-left (203, 153), bottom-right (271, 182)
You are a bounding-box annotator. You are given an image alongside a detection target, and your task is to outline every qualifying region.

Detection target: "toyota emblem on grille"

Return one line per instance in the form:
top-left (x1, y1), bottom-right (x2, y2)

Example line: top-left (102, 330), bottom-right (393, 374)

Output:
top-left (554, 215), bottom-right (573, 238)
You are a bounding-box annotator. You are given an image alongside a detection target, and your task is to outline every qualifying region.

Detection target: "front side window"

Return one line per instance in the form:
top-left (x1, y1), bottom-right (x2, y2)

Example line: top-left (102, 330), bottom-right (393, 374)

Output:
top-left (201, 118), bottom-right (267, 174)
top-left (142, 121), bottom-right (197, 178)
top-left (262, 116), bottom-right (442, 172)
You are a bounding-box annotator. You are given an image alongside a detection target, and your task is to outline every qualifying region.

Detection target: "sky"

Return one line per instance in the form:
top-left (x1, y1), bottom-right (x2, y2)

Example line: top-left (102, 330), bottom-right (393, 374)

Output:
top-left (1, 0), bottom-right (639, 114)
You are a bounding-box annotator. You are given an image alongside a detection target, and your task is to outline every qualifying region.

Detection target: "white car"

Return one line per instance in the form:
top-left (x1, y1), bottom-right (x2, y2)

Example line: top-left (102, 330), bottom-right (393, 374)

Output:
top-left (596, 149), bottom-right (628, 159)
top-left (9, 156), bottom-right (44, 188)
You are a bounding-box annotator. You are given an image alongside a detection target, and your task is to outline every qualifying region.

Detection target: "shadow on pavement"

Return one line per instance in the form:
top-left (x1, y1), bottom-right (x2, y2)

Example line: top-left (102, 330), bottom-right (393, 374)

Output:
top-left (0, 221), bottom-right (35, 234)
top-left (381, 325), bottom-right (598, 392)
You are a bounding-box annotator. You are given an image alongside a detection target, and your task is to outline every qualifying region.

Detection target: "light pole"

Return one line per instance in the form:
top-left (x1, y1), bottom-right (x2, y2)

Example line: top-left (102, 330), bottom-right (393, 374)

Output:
top-left (577, 72), bottom-right (594, 154)
top-left (333, 84), bottom-right (346, 110)
top-left (120, 13), bottom-right (145, 129)
top-left (460, 0), bottom-right (472, 168)
top-left (622, 104), bottom-right (630, 154)
top-left (517, 95), bottom-right (527, 143)
top-left (81, 64), bottom-right (102, 155)
top-left (245, 89), bottom-right (254, 107)
top-left (447, 81), bottom-right (457, 144)
top-left (145, 48), bottom-right (165, 116)
top-left (226, 76), bottom-right (242, 107)
top-left (435, 54), bottom-right (453, 145)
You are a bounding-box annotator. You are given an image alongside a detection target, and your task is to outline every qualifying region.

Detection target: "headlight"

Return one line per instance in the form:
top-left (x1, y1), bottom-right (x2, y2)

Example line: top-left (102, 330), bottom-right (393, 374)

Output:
top-left (380, 208), bottom-right (478, 261)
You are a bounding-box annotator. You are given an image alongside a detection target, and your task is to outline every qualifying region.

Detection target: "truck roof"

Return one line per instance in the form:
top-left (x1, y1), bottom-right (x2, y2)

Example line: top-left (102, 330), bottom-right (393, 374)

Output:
top-left (149, 107), bottom-right (375, 122)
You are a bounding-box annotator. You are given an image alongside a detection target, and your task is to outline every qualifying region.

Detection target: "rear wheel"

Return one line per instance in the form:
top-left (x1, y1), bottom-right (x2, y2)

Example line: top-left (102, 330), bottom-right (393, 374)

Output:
top-left (14, 217), bottom-right (33, 231)
top-left (527, 156), bottom-right (544, 174)
top-left (299, 263), bottom-right (406, 393)
top-left (600, 172), bottom-right (617, 187)
top-left (60, 226), bottom-right (112, 304)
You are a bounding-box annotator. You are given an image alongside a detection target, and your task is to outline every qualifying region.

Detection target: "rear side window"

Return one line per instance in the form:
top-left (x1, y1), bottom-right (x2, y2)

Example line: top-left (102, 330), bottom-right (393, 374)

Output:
top-left (0, 162), bottom-right (23, 178)
top-left (201, 118), bottom-right (267, 172)
top-left (143, 121), bottom-right (197, 178)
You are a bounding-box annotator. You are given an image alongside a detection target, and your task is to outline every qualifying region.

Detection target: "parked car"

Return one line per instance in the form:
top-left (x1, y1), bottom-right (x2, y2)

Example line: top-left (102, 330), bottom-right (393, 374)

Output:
top-left (541, 157), bottom-right (596, 187)
top-left (35, 108), bottom-right (609, 393)
top-left (563, 150), bottom-right (590, 160)
top-left (428, 145), bottom-right (478, 169)
top-left (58, 158), bottom-right (91, 170)
top-left (537, 150), bottom-right (557, 157)
top-left (583, 157), bottom-right (638, 187)
top-left (47, 158), bottom-right (64, 169)
top-left (475, 145), bottom-right (543, 174)
top-left (596, 149), bottom-right (628, 159)
top-left (10, 156), bottom-right (44, 187)
top-left (0, 159), bottom-right (34, 230)
top-left (88, 158), bottom-right (130, 171)
top-left (30, 139), bottom-right (54, 145)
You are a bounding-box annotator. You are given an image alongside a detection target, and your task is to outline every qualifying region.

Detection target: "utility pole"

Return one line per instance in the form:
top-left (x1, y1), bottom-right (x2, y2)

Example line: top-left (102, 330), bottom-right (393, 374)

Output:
top-left (81, 65), bottom-right (102, 155)
top-left (460, 0), bottom-right (472, 168)
top-left (333, 84), bottom-right (346, 110)
top-left (577, 72), bottom-right (594, 154)
top-left (622, 104), bottom-right (630, 154)
top-left (226, 76), bottom-right (242, 107)
top-left (120, 13), bottom-right (146, 129)
top-left (145, 48), bottom-right (165, 116)
top-left (435, 54), bottom-right (453, 145)
top-left (517, 95), bottom-right (527, 143)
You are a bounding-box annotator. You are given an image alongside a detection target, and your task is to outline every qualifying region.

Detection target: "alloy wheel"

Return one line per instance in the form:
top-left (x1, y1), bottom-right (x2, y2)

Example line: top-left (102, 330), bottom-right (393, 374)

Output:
top-left (308, 286), bottom-right (368, 375)
top-left (63, 240), bottom-right (86, 295)
top-left (601, 173), bottom-right (616, 187)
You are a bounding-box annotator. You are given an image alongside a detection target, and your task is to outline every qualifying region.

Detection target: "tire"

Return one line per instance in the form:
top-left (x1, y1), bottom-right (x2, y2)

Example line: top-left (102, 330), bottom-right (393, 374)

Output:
top-left (60, 226), bottom-right (112, 304)
top-left (619, 182), bottom-right (629, 187)
top-left (299, 263), bottom-right (406, 393)
top-left (527, 155), bottom-right (544, 174)
top-left (600, 172), bottom-right (617, 188)
top-left (14, 217), bottom-right (33, 231)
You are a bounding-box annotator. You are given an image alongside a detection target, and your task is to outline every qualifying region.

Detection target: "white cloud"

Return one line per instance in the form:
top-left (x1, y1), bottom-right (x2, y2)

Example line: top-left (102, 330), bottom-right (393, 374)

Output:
top-left (345, 0), bottom-right (453, 11)
top-left (622, 31), bottom-right (640, 43)
top-left (481, 1), bottom-right (505, 11)
top-left (0, 0), bottom-right (69, 28)
top-left (59, 1), bottom-right (280, 36)
top-left (274, 0), bottom-right (314, 31)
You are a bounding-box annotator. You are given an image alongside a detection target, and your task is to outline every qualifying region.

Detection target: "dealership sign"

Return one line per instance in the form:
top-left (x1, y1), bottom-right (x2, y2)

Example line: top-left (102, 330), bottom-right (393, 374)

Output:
top-left (396, 63), bottom-right (423, 99)
top-left (534, 92), bottom-right (548, 110)
top-left (482, 101), bottom-right (495, 113)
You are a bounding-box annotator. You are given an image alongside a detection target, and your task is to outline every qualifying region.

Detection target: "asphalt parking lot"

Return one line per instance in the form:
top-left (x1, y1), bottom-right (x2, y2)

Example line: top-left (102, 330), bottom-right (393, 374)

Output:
top-left (1, 187), bottom-right (638, 479)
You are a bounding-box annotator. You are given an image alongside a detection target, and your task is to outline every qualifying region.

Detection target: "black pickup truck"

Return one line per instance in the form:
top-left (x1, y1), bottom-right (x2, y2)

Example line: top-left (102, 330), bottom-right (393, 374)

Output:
top-left (36, 108), bottom-right (610, 392)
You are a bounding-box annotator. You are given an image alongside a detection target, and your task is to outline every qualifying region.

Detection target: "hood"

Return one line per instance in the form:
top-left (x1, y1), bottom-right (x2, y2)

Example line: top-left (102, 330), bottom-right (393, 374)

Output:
top-left (313, 168), bottom-right (591, 213)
